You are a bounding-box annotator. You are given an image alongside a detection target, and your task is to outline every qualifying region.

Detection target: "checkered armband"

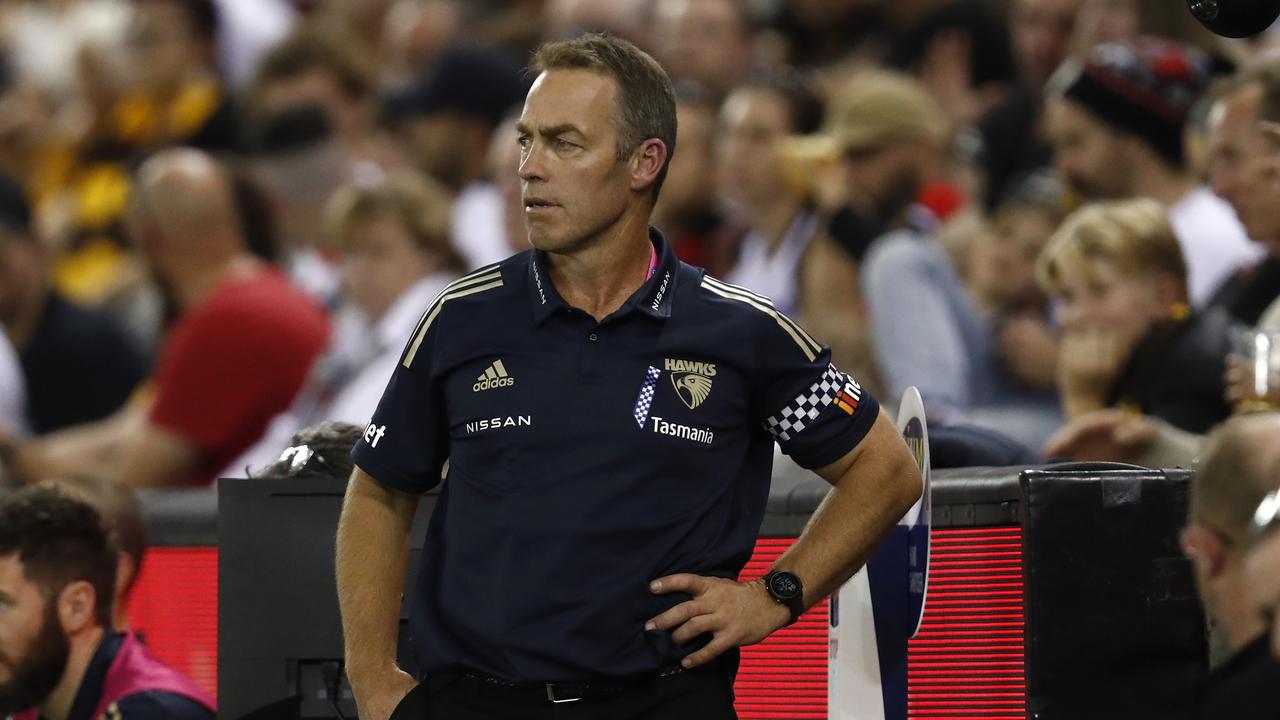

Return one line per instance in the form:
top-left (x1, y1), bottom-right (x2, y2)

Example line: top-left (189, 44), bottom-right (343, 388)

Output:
top-left (763, 364), bottom-right (864, 442)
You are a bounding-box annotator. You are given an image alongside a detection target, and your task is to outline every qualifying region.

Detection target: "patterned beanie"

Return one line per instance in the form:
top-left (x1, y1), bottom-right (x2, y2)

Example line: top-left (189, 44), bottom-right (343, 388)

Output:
top-left (1057, 37), bottom-right (1215, 168)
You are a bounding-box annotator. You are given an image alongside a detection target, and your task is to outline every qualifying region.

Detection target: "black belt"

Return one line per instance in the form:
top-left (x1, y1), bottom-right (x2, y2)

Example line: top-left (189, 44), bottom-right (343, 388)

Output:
top-left (436, 663), bottom-right (688, 704)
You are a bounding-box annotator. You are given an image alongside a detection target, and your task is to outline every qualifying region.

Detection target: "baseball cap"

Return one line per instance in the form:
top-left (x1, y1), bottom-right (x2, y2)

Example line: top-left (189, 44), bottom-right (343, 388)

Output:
top-left (383, 45), bottom-right (531, 127)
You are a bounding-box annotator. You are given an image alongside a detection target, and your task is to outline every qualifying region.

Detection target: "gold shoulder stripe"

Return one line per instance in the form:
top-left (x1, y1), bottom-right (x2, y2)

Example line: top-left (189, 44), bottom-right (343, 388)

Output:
top-left (700, 279), bottom-right (818, 361)
top-left (703, 275), bottom-right (772, 304)
top-left (403, 268), bottom-right (504, 347)
top-left (403, 273), bottom-right (504, 367)
top-left (702, 277), bottom-right (822, 356)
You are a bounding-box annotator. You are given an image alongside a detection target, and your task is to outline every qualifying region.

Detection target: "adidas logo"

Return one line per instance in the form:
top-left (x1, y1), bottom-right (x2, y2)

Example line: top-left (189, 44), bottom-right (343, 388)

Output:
top-left (473, 359), bottom-right (515, 392)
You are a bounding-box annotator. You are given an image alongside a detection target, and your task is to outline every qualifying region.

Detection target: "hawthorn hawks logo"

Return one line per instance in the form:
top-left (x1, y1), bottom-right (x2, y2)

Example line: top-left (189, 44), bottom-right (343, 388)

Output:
top-left (665, 358), bottom-right (716, 410)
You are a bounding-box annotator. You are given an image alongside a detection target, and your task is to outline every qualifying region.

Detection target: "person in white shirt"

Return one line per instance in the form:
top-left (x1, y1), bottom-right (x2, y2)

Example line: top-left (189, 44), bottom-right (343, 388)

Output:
top-left (223, 171), bottom-right (463, 476)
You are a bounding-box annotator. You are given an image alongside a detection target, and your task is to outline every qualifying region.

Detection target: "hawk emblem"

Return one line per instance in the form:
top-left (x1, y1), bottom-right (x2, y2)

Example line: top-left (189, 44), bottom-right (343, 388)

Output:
top-left (671, 372), bottom-right (713, 410)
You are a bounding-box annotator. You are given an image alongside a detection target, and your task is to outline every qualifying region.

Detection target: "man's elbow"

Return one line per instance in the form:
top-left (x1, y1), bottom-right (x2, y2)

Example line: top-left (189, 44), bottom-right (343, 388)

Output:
top-left (891, 452), bottom-right (924, 517)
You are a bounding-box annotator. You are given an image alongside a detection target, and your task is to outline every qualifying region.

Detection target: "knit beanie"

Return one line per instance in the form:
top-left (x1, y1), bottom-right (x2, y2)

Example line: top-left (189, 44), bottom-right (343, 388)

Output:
top-left (1057, 37), bottom-right (1215, 168)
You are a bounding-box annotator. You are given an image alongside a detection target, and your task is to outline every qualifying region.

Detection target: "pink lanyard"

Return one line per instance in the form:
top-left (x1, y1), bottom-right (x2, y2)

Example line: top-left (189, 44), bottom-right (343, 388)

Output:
top-left (646, 243), bottom-right (658, 281)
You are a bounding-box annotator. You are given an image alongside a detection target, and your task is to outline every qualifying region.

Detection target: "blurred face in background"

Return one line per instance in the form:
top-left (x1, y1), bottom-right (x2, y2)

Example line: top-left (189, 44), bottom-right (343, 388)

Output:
top-left (841, 140), bottom-right (926, 221)
top-left (654, 100), bottom-right (716, 225)
top-left (256, 69), bottom-right (365, 145)
top-left (127, 1), bottom-right (205, 96)
top-left (716, 88), bottom-right (793, 217)
top-left (1046, 98), bottom-right (1135, 199)
top-left (339, 210), bottom-right (434, 322)
top-left (488, 115), bottom-right (528, 253)
top-left (972, 207), bottom-right (1057, 309)
top-left (650, 0), bottom-right (752, 97)
top-left (1209, 85), bottom-right (1280, 249)
top-left (1011, 0), bottom-right (1081, 89)
top-left (1051, 257), bottom-right (1174, 357)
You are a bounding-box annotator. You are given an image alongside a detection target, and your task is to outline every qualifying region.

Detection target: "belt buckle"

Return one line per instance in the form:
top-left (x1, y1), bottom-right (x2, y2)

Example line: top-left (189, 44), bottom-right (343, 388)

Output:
top-left (545, 682), bottom-right (582, 704)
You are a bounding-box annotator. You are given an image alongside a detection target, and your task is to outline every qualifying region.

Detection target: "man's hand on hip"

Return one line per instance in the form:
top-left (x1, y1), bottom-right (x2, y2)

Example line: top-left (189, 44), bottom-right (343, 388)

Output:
top-left (645, 574), bottom-right (792, 669)
top-left (351, 667), bottom-right (418, 720)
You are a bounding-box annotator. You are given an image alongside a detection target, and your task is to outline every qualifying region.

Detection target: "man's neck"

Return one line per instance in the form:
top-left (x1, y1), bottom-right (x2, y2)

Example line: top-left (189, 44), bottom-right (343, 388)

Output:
top-left (171, 253), bottom-right (260, 314)
top-left (1131, 163), bottom-right (1194, 208)
top-left (40, 626), bottom-right (106, 720)
top-left (546, 211), bottom-right (654, 322)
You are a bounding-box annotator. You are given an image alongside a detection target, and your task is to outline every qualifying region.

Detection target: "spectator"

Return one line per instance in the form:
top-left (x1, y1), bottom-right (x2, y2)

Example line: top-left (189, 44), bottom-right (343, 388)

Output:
top-left (0, 485), bottom-right (214, 718)
top-left (1037, 198), bottom-right (1233, 432)
top-left (1185, 414), bottom-right (1280, 719)
top-left (718, 71), bottom-right (825, 317)
top-left (3, 149), bottom-right (329, 488)
top-left (384, 44), bottom-right (530, 269)
top-left (0, 171), bottom-right (148, 435)
top-left (247, 27), bottom-right (388, 305)
top-left (649, 0), bottom-right (754, 102)
top-left (828, 69), bottom-right (1060, 446)
top-left (981, 171), bottom-right (1068, 394)
top-left (1045, 37), bottom-right (1262, 306)
top-left (960, 0), bottom-right (1080, 209)
top-left (224, 171), bottom-right (463, 475)
top-left (653, 84), bottom-right (725, 273)
top-left (1207, 59), bottom-right (1280, 326)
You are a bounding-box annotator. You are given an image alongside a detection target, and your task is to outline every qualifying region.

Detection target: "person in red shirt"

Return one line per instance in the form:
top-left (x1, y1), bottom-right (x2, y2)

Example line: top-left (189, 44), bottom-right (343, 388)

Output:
top-left (1, 149), bottom-right (329, 487)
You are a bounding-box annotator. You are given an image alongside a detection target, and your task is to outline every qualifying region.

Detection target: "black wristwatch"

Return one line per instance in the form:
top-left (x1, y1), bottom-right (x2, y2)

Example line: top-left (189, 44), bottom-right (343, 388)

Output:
top-left (762, 570), bottom-right (805, 626)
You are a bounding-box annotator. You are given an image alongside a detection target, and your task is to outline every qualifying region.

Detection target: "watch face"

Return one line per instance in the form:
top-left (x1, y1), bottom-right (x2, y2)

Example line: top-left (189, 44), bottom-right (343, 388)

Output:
top-left (769, 572), bottom-right (801, 599)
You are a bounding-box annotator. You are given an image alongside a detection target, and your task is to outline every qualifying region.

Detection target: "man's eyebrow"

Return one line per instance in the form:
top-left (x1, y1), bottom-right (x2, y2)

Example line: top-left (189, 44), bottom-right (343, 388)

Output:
top-left (514, 122), bottom-right (583, 138)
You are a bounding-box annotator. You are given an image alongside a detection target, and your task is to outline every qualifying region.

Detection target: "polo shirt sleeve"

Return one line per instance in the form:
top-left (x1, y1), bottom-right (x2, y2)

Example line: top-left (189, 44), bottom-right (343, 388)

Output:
top-left (351, 309), bottom-right (449, 494)
top-left (753, 316), bottom-right (880, 470)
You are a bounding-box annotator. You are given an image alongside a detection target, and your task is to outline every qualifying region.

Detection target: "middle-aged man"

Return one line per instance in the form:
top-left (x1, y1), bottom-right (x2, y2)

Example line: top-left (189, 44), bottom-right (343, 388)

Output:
top-left (336, 34), bottom-right (922, 720)
top-left (1186, 414), bottom-right (1280, 718)
top-left (0, 485), bottom-right (215, 719)
top-left (0, 149), bottom-right (330, 489)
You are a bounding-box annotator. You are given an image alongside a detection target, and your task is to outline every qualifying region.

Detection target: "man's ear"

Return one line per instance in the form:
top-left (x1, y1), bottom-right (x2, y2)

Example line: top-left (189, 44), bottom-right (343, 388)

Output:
top-left (57, 580), bottom-right (99, 634)
top-left (1182, 524), bottom-right (1228, 577)
top-left (629, 138), bottom-right (669, 195)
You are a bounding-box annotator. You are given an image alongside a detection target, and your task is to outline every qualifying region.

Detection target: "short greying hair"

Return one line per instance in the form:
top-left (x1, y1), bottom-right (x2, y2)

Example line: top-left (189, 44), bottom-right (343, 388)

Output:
top-left (531, 33), bottom-right (677, 198)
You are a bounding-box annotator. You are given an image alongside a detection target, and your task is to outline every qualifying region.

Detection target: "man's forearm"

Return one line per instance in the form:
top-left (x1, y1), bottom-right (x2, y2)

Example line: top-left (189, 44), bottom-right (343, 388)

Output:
top-left (336, 467), bottom-right (419, 685)
top-left (773, 413), bottom-right (922, 609)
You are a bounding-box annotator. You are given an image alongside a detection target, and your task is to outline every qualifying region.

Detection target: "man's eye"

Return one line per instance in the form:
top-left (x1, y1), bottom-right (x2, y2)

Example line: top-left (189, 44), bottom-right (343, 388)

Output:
top-left (517, 136), bottom-right (531, 150)
top-left (556, 138), bottom-right (576, 151)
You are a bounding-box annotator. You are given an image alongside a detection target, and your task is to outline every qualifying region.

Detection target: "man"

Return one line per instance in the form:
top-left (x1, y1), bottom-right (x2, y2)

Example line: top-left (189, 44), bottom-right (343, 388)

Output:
top-left (0, 485), bottom-right (214, 719)
top-left (1046, 37), bottom-right (1261, 306)
top-left (826, 69), bottom-right (1061, 449)
top-left (1207, 59), bottom-right (1280, 326)
top-left (1184, 414), bottom-right (1280, 718)
top-left (0, 173), bottom-right (148, 435)
top-left (337, 34), bottom-right (922, 719)
top-left (0, 149), bottom-right (329, 488)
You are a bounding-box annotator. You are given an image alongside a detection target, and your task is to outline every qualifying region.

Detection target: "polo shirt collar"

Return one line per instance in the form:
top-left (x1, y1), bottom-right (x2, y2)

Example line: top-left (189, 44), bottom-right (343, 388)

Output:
top-left (527, 227), bottom-right (679, 325)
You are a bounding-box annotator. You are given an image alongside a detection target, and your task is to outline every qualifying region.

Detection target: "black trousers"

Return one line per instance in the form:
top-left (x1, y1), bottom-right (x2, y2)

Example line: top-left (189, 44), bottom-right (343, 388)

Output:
top-left (389, 662), bottom-right (738, 720)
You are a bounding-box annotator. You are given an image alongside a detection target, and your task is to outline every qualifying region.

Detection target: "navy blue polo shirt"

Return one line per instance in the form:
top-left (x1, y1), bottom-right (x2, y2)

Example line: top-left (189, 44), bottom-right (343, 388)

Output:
top-left (352, 228), bottom-right (880, 682)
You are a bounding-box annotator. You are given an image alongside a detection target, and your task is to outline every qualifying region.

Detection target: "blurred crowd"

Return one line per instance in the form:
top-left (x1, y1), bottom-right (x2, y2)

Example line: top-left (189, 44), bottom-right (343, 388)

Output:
top-left (4, 1), bottom-right (1280, 715)
top-left (0, 0), bottom-right (1278, 482)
